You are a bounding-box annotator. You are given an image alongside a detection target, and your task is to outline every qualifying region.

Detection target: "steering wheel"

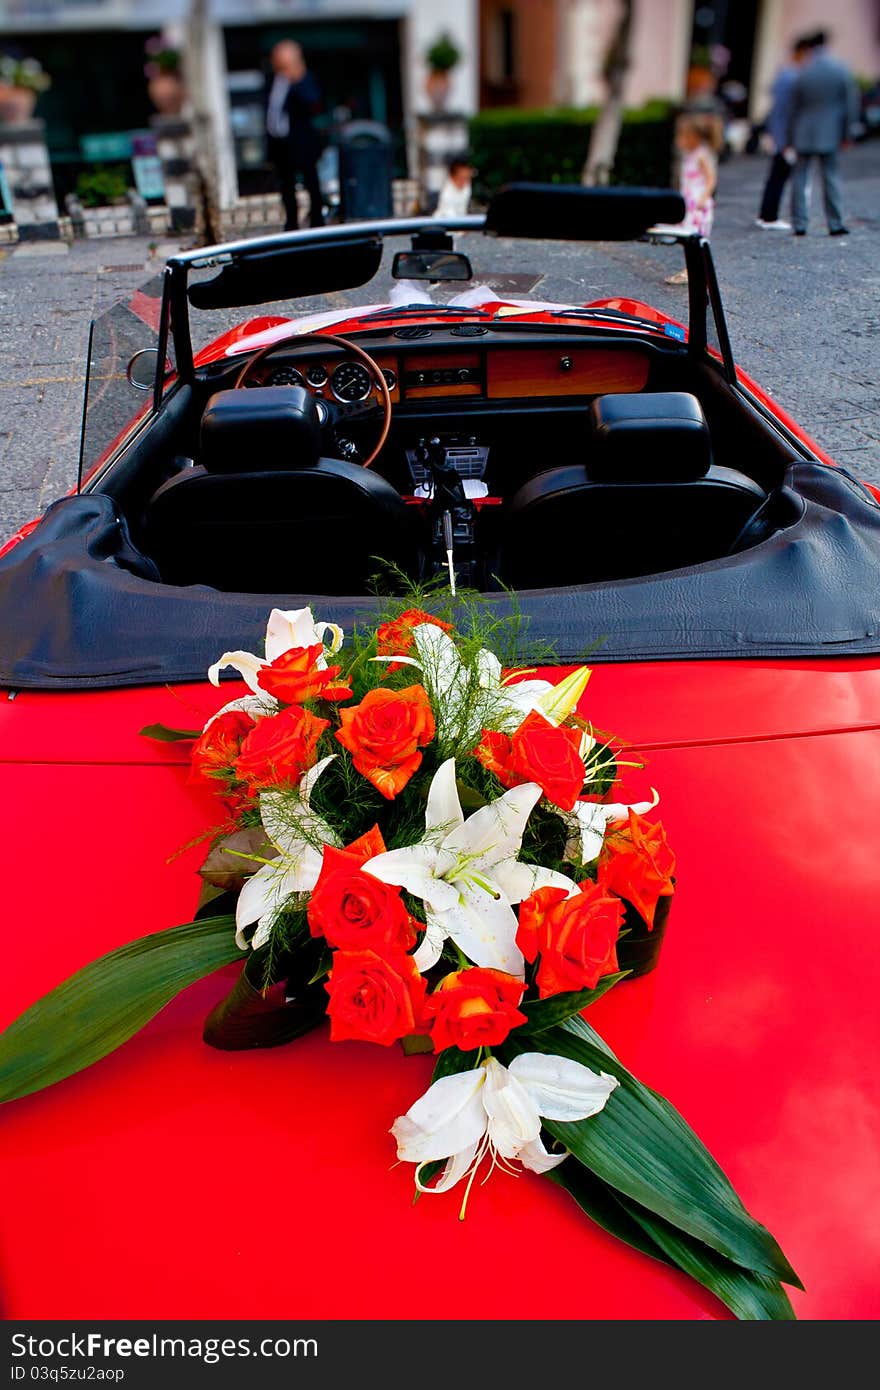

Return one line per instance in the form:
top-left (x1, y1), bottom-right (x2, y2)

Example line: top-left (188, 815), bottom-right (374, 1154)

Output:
top-left (234, 331), bottom-right (392, 470)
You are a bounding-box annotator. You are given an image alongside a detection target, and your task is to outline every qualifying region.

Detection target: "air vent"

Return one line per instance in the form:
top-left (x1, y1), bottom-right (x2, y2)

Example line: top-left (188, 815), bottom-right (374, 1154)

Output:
top-left (394, 325), bottom-right (432, 340)
top-left (450, 324), bottom-right (489, 337)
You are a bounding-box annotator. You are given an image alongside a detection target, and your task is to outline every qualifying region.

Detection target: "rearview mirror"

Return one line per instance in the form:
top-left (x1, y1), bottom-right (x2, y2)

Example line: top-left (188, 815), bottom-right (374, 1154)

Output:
top-left (187, 237), bottom-right (383, 310)
top-left (391, 250), bottom-right (473, 282)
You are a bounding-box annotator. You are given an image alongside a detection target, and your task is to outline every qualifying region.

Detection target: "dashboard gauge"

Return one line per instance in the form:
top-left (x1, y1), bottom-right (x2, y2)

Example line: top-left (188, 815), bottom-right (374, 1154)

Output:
top-left (267, 365), bottom-right (304, 387)
top-left (306, 364), bottom-right (329, 388)
top-left (313, 397), bottom-right (329, 426)
top-left (330, 360), bottom-right (372, 402)
top-left (382, 368), bottom-right (397, 391)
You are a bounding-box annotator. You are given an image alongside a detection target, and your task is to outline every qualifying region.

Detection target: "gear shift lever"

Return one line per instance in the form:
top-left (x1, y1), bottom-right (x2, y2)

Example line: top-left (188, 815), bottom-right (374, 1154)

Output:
top-left (416, 437), bottom-right (471, 596)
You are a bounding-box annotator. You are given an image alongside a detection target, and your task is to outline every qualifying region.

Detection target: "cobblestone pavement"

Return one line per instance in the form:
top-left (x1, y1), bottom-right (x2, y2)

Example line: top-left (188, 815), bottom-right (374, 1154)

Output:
top-left (1, 142), bottom-right (878, 544)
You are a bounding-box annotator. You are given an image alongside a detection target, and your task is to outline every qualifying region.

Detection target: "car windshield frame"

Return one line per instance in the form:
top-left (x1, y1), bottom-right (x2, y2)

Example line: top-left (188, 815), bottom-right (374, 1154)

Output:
top-left (156, 212), bottom-right (737, 394)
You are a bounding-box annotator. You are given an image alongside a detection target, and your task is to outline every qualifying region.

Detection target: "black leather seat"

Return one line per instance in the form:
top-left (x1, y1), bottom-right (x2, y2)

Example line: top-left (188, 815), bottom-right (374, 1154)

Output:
top-left (498, 392), bottom-right (767, 587)
top-left (146, 386), bottom-right (422, 593)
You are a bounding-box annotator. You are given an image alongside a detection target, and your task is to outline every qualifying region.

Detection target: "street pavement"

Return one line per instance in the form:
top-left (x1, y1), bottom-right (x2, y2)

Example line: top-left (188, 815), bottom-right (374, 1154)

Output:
top-left (1, 142), bottom-right (878, 544)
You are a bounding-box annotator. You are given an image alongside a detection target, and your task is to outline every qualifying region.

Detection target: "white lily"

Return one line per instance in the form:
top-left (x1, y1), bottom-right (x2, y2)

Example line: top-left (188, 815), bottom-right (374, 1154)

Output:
top-left (556, 788), bottom-right (661, 865)
top-left (533, 664), bottom-right (592, 726)
top-left (363, 757), bottom-right (575, 975)
top-left (415, 624), bottom-right (563, 740)
top-left (208, 606), bottom-right (344, 694)
top-left (235, 755), bottom-right (340, 950)
top-left (375, 624), bottom-right (591, 744)
top-left (392, 1054), bottom-right (619, 1209)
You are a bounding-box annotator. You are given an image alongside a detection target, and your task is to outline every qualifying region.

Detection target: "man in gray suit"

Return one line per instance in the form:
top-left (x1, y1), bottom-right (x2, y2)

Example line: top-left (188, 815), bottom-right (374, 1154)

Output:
top-left (787, 31), bottom-right (860, 236)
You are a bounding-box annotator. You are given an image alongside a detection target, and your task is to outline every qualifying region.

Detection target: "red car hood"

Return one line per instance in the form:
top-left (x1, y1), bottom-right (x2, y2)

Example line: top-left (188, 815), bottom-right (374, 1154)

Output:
top-left (1, 660), bottom-right (879, 1319)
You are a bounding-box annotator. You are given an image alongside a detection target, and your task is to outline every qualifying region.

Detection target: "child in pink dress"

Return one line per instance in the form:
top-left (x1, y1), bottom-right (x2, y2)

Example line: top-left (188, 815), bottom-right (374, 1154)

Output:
top-left (665, 115), bottom-right (722, 284)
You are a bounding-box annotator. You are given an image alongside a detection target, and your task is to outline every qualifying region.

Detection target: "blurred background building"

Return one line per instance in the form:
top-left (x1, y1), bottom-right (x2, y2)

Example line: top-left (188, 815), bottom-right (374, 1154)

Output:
top-left (0, 0), bottom-right (877, 240)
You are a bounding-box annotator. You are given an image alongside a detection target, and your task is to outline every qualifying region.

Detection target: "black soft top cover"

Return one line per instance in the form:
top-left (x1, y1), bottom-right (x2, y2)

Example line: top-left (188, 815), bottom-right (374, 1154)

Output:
top-left (1, 462), bottom-right (879, 688)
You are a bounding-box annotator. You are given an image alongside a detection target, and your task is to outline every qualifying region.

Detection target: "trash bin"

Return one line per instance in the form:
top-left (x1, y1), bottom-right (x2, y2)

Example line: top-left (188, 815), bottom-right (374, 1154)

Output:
top-left (337, 121), bottom-right (393, 222)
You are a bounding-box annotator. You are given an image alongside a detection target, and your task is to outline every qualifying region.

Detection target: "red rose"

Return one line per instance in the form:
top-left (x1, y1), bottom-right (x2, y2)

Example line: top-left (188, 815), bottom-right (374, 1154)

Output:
top-left (517, 881), bottom-right (622, 999)
top-left (376, 609), bottom-right (453, 671)
top-left (234, 704), bottom-right (328, 790)
top-left (325, 948), bottom-right (427, 1046)
top-left (308, 835), bottom-right (416, 953)
top-left (190, 709), bottom-right (256, 788)
top-left (516, 886), bottom-right (569, 964)
top-left (597, 810), bottom-right (675, 928)
top-left (335, 684), bottom-right (435, 799)
top-left (475, 711), bottom-right (585, 810)
top-left (473, 728), bottom-right (518, 788)
top-left (510, 712), bottom-right (585, 810)
top-left (342, 823), bottom-right (387, 860)
top-left (256, 643), bottom-right (352, 705)
top-left (425, 967), bottom-right (527, 1053)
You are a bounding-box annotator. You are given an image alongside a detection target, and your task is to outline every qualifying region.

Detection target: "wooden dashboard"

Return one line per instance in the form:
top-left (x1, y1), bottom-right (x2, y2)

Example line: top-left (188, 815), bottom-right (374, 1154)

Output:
top-left (486, 346), bottom-right (649, 398)
top-left (251, 342), bottom-right (651, 405)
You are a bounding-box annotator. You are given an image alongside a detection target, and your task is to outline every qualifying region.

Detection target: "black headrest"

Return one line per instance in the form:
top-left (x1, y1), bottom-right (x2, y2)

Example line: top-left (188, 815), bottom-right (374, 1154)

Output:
top-left (589, 392), bottom-right (711, 481)
top-left (200, 386), bottom-right (321, 473)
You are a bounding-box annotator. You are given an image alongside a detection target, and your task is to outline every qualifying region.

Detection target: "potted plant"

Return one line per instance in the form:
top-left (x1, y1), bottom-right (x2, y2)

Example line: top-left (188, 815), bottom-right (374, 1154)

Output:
top-left (144, 34), bottom-right (185, 116)
top-left (0, 53), bottom-right (51, 124)
top-left (424, 32), bottom-right (460, 112)
top-left (69, 165), bottom-right (135, 237)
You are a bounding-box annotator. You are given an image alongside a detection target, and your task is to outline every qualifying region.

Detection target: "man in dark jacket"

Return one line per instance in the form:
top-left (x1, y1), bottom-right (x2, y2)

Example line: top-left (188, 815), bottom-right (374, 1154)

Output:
top-left (756, 35), bottom-right (812, 229)
top-left (266, 40), bottom-right (324, 230)
top-left (786, 31), bottom-right (860, 236)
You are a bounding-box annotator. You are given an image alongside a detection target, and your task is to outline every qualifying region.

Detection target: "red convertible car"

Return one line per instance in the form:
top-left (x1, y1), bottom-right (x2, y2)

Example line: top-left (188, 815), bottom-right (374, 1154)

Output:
top-left (1, 186), bottom-right (878, 1321)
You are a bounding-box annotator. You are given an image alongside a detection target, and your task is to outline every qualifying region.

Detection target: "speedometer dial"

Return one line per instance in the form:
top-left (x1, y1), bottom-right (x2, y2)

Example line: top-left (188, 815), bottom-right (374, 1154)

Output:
top-left (267, 365), bottom-right (304, 387)
top-left (330, 360), bottom-right (372, 402)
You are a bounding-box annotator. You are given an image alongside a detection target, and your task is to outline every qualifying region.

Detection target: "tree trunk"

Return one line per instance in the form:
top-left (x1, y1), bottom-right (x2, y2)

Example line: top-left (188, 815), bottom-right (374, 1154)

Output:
top-left (581, 0), bottom-right (635, 186)
top-left (183, 0), bottom-right (221, 245)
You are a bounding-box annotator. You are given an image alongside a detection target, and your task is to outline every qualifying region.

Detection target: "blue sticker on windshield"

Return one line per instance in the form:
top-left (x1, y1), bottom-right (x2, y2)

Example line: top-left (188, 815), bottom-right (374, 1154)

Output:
top-left (663, 323), bottom-right (686, 340)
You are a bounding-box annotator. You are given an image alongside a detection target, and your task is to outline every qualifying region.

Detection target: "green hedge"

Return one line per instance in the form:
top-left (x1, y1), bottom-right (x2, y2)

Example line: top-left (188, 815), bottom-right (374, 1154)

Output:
top-left (469, 100), bottom-right (675, 197)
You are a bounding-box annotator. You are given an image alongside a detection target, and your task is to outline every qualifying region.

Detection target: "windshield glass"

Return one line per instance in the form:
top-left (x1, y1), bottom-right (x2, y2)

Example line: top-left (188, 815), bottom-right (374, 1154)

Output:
top-left (185, 233), bottom-right (690, 360)
top-left (78, 273), bottom-right (171, 485)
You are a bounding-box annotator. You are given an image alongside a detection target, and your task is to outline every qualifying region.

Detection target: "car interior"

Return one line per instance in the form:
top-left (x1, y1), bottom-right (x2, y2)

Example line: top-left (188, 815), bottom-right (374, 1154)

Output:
top-left (6, 190), bottom-right (880, 688)
top-left (53, 186), bottom-right (816, 600)
top-left (105, 323), bottom-right (801, 596)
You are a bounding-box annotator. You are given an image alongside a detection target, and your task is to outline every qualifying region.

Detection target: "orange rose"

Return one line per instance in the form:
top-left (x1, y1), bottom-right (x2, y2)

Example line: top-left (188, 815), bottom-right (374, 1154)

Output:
top-left (510, 712), bottom-right (585, 809)
top-left (517, 881), bottom-right (622, 998)
top-left (235, 704), bottom-right (328, 790)
top-left (473, 728), bottom-right (517, 787)
top-left (325, 948), bottom-right (428, 1046)
top-left (308, 831), bottom-right (416, 953)
top-left (335, 684), bottom-right (435, 799)
top-left (256, 643), bottom-right (352, 705)
top-left (376, 608), bottom-right (453, 671)
top-left (425, 968), bottom-right (527, 1053)
top-left (190, 709), bottom-right (256, 789)
top-left (598, 810), bottom-right (675, 929)
top-left (475, 711), bottom-right (585, 810)
top-left (342, 823), bottom-right (387, 860)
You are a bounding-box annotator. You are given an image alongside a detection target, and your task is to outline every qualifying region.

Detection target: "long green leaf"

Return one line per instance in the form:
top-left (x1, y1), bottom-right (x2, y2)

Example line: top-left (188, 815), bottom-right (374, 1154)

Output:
top-left (139, 723), bottom-right (200, 742)
top-left (0, 916), bottom-right (240, 1104)
top-left (547, 1159), bottom-right (676, 1266)
top-left (549, 1163), bottom-right (795, 1320)
top-left (615, 1188), bottom-right (796, 1320)
top-left (501, 1015), bottom-right (801, 1289)
top-left (520, 972), bottom-right (628, 1032)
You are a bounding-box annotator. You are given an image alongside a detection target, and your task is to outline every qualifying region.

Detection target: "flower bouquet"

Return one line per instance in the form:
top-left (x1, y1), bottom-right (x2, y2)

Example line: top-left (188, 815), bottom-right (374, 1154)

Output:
top-left (0, 603), bottom-right (800, 1319)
